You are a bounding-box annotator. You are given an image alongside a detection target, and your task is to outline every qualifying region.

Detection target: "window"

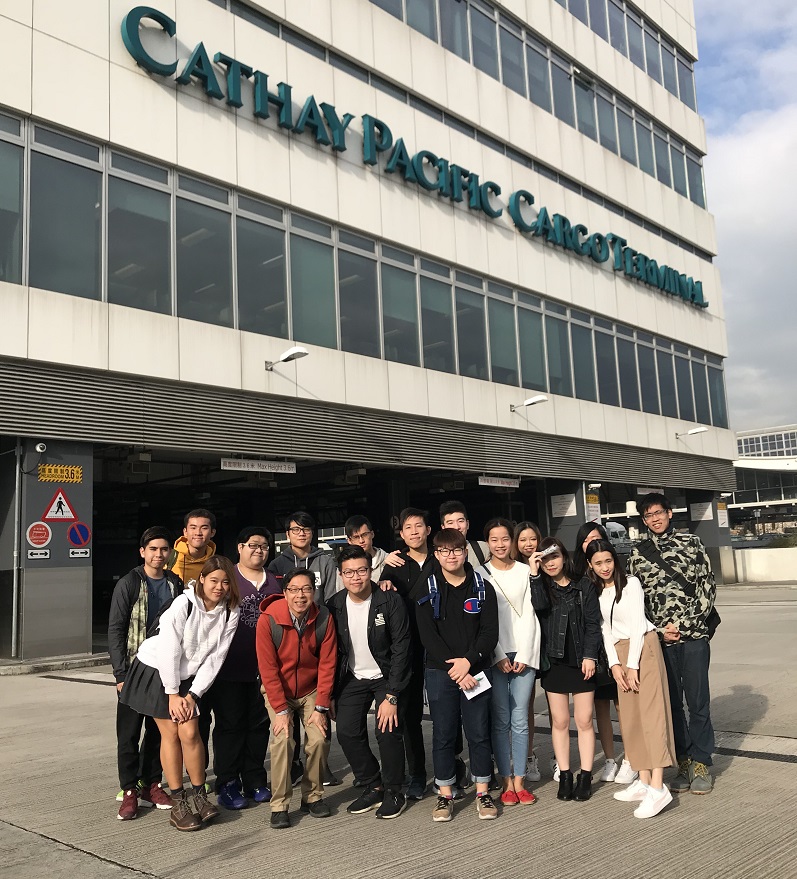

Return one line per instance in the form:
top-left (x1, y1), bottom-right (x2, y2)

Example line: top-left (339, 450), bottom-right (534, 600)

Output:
top-left (588, 0), bottom-right (608, 40)
top-left (500, 27), bottom-right (526, 96)
top-left (0, 141), bottom-right (22, 284)
top-left (674, 356), bottom-right (694, 421)
top-left (176, 198), bottom-right (232, 326)
top-left (545, 315), bottom-right (572, 396)
top-left (595, 332), bottom-right (619, 406)
top-left (372, 0), bottom-right (402, 18)
top-left (596, 95), bottom-right (617, 152)
top-left (656, 349), bottom-right (678, 417)
top-left (616, 338), bottom-right (640, 410)
top-left (637, 345), bottom-right (659, 414)
top-left (406, 0), bottom-right (437, 40)
top-left (338, 250), bottom-right (379, 358)
top-left (571, 324), bottom-right (597, 402)
top-left (382, 264), bottom-right (420, 366)
top-left (108, 177), bottom-right (171, 314)
top-left (574, 78), bottom-right (597, 141)
top-left (569, 0), bottom-right (589, 26)
top-left (645, 30), bottom-right (661, 83)
top-left (608, 0), bottom-right (627, 55)
top-left (708, 367), bottom-right (728, 429)
top-left (488, 298), bottom-right (518, 385)
top-left (617, 107), bottom-right (636, 164)
top-left (661, 41), bottom-right (678, 96)
top-left (526, 45), bottom-right (552, 112)
top-left (471, 6), bottom-right (499, 80)
top-left (677, 58), bottom-right (696, 111)
top-left (551, 61), bottom-right (575, 128)
top-left (518, 308), bottom-right (546, 391)
top-left (421, 276), bottom-right (455, 373)
top-left (440, 0), bottom-right (469, 61)
top-left (236, 217), bottom-right (287, 338)
top-left (627, 13), bottom-right (645, 70)
top-left (290, 235), bottom-right (337, 348)
top-left (636, 120), bottom-right (655, 176)
top-left (29, 153), bottom-right (101, 300)
top-left (692, 360), bottom-right (711, 424)
top-left (687, 156), bottom-right (706, 208)
top-left (670, 143), bottom-right (688, 196)
top-left (456, 288), bottom-right (488, 380)
top-left (652, 132), bottom-right (671, 186)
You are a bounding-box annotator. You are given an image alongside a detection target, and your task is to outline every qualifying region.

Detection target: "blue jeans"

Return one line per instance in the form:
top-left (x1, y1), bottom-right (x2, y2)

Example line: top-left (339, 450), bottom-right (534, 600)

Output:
top-left (425, 667), bottom-right (493, 786)
top-left (491, 653), bottom-right (536, 778)
top-left (662, 638), bottom-right (715, 766)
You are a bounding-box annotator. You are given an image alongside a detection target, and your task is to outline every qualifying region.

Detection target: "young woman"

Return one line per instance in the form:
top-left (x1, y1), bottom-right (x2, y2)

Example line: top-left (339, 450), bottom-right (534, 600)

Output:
top-left (586, 539), bottom-right (676, 819)
top-left (572, 523), bottom-right (636, 786)
top-left (531, 537), bottom-right (601, 802)
top-left (512, 521), bottom-right (544, 783)
top-left (485, 519), bottom-right (541, 806)
top-left (119, 556), bottom-right (240, 831)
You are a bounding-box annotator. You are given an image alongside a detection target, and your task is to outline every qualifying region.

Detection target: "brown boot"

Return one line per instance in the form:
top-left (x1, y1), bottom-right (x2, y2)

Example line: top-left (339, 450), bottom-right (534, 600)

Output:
top-left (169, 792), bottom-right (202, 832)
top-left (191, 786), bottom-right (220, 823)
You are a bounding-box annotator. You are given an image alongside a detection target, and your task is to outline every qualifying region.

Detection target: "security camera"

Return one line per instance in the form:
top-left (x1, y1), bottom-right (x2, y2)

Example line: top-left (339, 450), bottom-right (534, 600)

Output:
top-left (35, 442), bottom-right (46, 454)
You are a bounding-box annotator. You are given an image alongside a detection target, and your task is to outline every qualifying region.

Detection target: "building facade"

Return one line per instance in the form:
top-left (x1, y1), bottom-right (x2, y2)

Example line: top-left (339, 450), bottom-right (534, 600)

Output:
top-left (0, 0), bottom-right (736, 659)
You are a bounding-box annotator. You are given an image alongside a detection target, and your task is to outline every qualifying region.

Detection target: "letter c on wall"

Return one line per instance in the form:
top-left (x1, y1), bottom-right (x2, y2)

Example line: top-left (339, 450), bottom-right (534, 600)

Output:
top-left (121, 6), bottom-right (178, 77)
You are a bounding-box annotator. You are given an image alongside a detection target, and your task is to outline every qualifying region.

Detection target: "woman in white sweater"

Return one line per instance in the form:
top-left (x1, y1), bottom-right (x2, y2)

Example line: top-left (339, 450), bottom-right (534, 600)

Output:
top-left (484, 518), bottom-right (541, 806)
top-left (586, 539), bottom-right (676, 819)
top-left (120, 556), bottom-right (240, 831)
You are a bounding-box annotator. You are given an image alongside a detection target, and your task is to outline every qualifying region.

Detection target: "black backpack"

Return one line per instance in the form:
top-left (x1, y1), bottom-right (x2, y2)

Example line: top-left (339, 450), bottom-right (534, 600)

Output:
top-left (268, 606), bottom-right (330, 651)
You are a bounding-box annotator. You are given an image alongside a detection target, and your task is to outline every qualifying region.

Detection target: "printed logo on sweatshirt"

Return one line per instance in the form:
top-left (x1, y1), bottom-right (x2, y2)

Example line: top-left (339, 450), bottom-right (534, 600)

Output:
top-left (240, 595), bottom-right (260, 628)
top-left (463, 598), bottom-right (482, 614)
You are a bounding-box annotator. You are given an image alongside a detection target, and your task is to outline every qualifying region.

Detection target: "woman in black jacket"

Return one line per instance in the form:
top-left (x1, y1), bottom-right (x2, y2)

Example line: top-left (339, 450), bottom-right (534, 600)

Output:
top-left (531, 537), bottom-right (601, 802)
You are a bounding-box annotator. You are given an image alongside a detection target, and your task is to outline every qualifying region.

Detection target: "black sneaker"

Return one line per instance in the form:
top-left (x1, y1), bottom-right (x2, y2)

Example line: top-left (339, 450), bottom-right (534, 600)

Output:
top-left (406, 777), bottom-right (427, 800)
top-left (301, 799), bottom-right (331, 818)
top-left (290, 761), bottom-right (304, 787)
top-left (347, 787), bottom-right (383, 814)
top-left (376, 791), bottom-right (406, 820)
top-left (323, 766), bottom-right (341, 786)
top-left (270, 810), bottom-right (290, 829)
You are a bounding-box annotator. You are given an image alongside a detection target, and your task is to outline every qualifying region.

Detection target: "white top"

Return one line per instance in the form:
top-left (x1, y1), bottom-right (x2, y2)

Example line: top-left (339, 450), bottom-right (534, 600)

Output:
top-left (346, 594), bottom-right (382, 680)
top-left (599, 576), bottom-right (655, 670)
top-left (485, 561), bottom-right (541, 669)
top-left (135, 588), bottom-right (239, 697)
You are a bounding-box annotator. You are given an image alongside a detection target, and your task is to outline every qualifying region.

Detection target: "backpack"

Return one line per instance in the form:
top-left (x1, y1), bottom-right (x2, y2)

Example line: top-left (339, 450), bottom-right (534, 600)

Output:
top-left (418, 570), bottom-right (487, 620)
top-left (268, 605), bottom-right (331, 652)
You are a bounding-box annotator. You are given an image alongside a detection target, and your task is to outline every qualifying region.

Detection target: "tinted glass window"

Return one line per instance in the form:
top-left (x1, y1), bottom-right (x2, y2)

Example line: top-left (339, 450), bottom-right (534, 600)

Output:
top-left (456, 288), bottom-right (488, 380)
top-left (608, 1), bottom-right (627, 55)
top-left (595, 332), bottom-right (619, 406)
top-left (545, 315), bottom-right (572, 396)
top-left (692, 360), bottom-right (711, 424)
top-left (527, 46), bottom-right (552, 112)
top-left (708, 367), bottom-right (728, 429)
top-left (236, 217), bottom-right (287, 338)
top-left (596, 95), bottom-right (617, 152)
top-left (488, 298), bottom-right (518, 386)
top-left (551, 63), bottom-right (575, 127)
top-left (617, 109), bottom-right (636, 164)
top-left (589, 0), bottom-right (608, 39)
top-left (671, 145), bottom-right (688, 196)
top-left (108, 177), bottom-right (170, 314)
top-left (653, 134), bottom-right (671, 186)
top-left (406, 0), bottom-right (437, 40)
top-left (569, 0), bottom-right (589, 25)
top-left (627, 16), bottom-right (645, 69)
top-left (674, 356), bottom-right (694, 420)
top-left (571, 324), bottom-right (597, 402)
top-left (636, 121), bottom-right (655, 176)
top-left (687, 156), bottom-right (706, 208)
top-left (0, 141), bottom-right (22, 285)
top-left (372, 0), bottom-right (402, 18)
top-left (290, 234), bottom-right (337, 348)
top-left (440, 0), bottom-right (469, 61)
top-left (500, 28), bottom-right (526, 96)
top-left (656, 349), bottom-right (678, 417)
top-left (574, 79), bottom-right (597, 140)
top-left (616, 338), bottom-right (640, 410)
top-left (661, 43), bottom-right (678, 96)
top-left (678, 58), bottom-right (697, 110)
top-left (518, 308), bottom-right (547, 391)
top-left (637, 345), bottom-right (659, 414)
top-left (382, 264), bottom-right (419, 366)
top-left (645, 31), bottom-right (661, 83)
top-left (421, 276), bottom-right (455, 373)
top-left (471, 7), bottom-right (499, 80)
top-left (29, 153), bottom-right (101, 300)
top-left (339, 250), bottom-right (379, 358)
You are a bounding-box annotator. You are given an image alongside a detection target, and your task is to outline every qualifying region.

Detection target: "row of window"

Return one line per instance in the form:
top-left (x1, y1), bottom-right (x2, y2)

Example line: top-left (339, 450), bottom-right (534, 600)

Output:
top-left (369, 0), bottom-right (705, 206)
top-left (737, 431), bottom-right (797, 458)
top-left (202, 0), bottom-right (710, 255)
top-left (0, 116), bottom-right (727, 429)
top-left (734, 468), bottom-right (797, 506)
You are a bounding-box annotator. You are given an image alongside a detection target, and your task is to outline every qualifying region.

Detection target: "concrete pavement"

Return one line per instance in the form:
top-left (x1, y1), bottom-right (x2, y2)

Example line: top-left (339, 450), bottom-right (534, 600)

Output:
top-left (1, 584), bottom-right (795, 879)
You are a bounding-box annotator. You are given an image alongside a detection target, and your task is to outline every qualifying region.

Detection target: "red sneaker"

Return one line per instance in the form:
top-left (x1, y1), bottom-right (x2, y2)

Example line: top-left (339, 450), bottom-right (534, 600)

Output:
top-left (516, 789), bottom-right (537, 805)
top-left (140, 781), bottom-right (173, 810)
top-left (117, 789), bottom-right (139, 820)
top-left (500, 790), bottom-right (519, 806)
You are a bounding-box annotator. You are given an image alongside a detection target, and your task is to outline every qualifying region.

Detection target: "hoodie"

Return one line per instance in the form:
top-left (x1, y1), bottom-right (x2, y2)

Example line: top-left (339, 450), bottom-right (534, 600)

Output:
top-left (134, 587), bottom-right (239, 698)
top-left (165, 536), bottom-right (217, 587)
top-left (255, 593), bottom-right (337, 714)
top-left (268, 546), bottom-right (338, 603)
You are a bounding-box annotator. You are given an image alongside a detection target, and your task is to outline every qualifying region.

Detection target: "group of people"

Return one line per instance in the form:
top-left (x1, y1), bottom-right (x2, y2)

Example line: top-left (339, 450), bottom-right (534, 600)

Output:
top-left (108, 493), bottom-right (718, 831)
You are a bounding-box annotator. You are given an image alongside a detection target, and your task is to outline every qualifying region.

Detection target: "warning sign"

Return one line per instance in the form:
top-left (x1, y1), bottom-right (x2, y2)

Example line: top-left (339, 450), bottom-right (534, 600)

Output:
top-left (42, 489), bottom-right (78, 522)
top-left (67, 521), bottom-right (92, 547)
top-left (26, 521), bottom-right (53, 548)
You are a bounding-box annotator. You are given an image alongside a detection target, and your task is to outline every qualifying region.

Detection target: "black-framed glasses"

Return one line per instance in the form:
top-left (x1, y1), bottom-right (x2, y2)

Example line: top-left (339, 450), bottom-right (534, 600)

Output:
top-left (341, 567), bottom-right (370, 579)
top-left (285, 586), bottom-right (315, 595)
top-left (435, 547), bottom-right (466, 557)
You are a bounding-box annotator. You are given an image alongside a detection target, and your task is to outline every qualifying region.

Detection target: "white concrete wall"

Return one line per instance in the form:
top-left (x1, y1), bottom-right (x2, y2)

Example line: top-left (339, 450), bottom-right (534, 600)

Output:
top-left (734, 548), bottom-right (797, 584)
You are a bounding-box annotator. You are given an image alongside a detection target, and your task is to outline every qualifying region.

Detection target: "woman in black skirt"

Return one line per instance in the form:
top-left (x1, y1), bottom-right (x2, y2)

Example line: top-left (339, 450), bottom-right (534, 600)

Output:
top-left (120, 556), bottom-right (240, 831)
top-left (530, 537), bottom-right (601, 802)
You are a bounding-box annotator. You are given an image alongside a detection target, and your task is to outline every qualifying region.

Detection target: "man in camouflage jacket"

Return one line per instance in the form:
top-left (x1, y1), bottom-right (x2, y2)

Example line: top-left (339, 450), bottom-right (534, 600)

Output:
top-left (627, 492), bottom-right (716, 795)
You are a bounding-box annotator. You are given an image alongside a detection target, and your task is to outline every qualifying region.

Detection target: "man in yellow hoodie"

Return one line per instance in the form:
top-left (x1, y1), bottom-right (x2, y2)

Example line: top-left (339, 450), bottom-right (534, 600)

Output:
top-left (166, 508), bottom-right (217, 585)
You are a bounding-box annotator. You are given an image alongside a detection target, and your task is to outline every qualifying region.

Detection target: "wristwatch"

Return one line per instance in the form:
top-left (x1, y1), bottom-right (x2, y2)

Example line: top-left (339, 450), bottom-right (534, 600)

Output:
top-left (385, 694), bottom-right (398, 706)
top-left (313, 705), bottom-right (329, 713)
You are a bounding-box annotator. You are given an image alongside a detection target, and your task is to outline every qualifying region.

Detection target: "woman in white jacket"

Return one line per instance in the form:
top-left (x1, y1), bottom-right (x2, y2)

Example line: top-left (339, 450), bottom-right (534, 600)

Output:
top-left (484, 518), bottom-right (541, 806)
top-left (120, 556), bottom-right (240, 831)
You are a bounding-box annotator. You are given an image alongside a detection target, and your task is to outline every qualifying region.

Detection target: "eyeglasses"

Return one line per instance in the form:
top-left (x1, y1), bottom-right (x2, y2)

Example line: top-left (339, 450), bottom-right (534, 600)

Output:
top-left (245, 543), bottom-right (268, 552)
top-left (285, 586), bottom-right (315, 595)
top-left (435, 547), bottom-right (466, 557)
top-left (349, 531), bottom-right (373, 541)
top-left (288, 526), bottom-right (313, 535)
top-left (341, 567), bottom-right (370, 579)
top-left (643, 509), bottom-right (668, 521)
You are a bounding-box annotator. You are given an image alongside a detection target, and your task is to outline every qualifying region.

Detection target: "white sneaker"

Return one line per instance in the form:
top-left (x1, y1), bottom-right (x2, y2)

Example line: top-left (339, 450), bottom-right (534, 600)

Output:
top-left (613, 779), bottom-right (648, 802)
top-left (525, 752), bottom-right (541, 783)
top-left (634, 786), bottom-right (673, 819)
top-left (551, 759), bottom-right (560, 782)
top-left (599, 758), bottom-right (618, 782)
top-left (614, 759), bottom-right (639, 784)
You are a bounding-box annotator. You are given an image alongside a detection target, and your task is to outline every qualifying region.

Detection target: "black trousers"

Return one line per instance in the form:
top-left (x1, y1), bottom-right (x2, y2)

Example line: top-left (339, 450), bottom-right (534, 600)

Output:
top-left (210, 679), bottom-right (270, 791)
top-left (116, 698), bottom-right (162, 790)
top-left (335, 673), bottom-right (405, 792)
top-left (403, 655), bottom-right (427, 781)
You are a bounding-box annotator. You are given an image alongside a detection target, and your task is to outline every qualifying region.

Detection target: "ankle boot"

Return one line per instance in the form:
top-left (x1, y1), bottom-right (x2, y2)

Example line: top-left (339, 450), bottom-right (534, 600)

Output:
top-left (573, 771), bottom-right (593, 801)
top-left (557, 770), bottom-right (574, 801)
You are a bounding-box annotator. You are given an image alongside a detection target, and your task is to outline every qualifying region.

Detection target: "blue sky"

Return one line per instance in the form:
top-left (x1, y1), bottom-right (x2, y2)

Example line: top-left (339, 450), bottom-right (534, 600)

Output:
top-left (693, 0), bottom-right (797, 431)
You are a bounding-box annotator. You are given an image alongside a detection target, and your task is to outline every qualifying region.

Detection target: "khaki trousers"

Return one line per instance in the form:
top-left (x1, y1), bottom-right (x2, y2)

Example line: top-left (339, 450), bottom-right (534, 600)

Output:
top-left (264, 689), bottom-right (329, 812)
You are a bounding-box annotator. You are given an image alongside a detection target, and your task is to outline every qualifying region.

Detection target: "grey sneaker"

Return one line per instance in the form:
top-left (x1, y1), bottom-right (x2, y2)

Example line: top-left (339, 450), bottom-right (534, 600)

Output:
top-left (669, 757), bottom-right (693, 793)
top-left (690, 761), bottom-right (713, 795)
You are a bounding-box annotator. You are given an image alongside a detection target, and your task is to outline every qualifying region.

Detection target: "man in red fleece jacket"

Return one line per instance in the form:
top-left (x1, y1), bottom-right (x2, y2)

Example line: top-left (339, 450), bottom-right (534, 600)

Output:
top-left (256, 567), bottom-right (337, 829)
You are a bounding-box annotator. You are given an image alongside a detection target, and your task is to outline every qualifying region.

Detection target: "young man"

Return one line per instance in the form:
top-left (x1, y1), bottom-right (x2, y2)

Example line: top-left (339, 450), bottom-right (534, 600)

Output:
top-left (417, 528), bottom-right (500, 822)
top-left (336, 515), bottom-right (392, 589)
top-left (108, 527), bottom-right (183, 820)
top-left (627, 493), bottom-right (717, 795)
top-left (380, 507), bottom-right (434, 800)
top-left (327, 546), bottom-right (411, 819)
top-left (268, 511), bottom-right (337, 602)
top-left (210, 527), bottom-right (281, 810)
top-left (256, 568), bottom-right (337, 829)
top-left (165, 508), bottom-right (217, 586)
top-left (439, 500), bottom-right (491, 569)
